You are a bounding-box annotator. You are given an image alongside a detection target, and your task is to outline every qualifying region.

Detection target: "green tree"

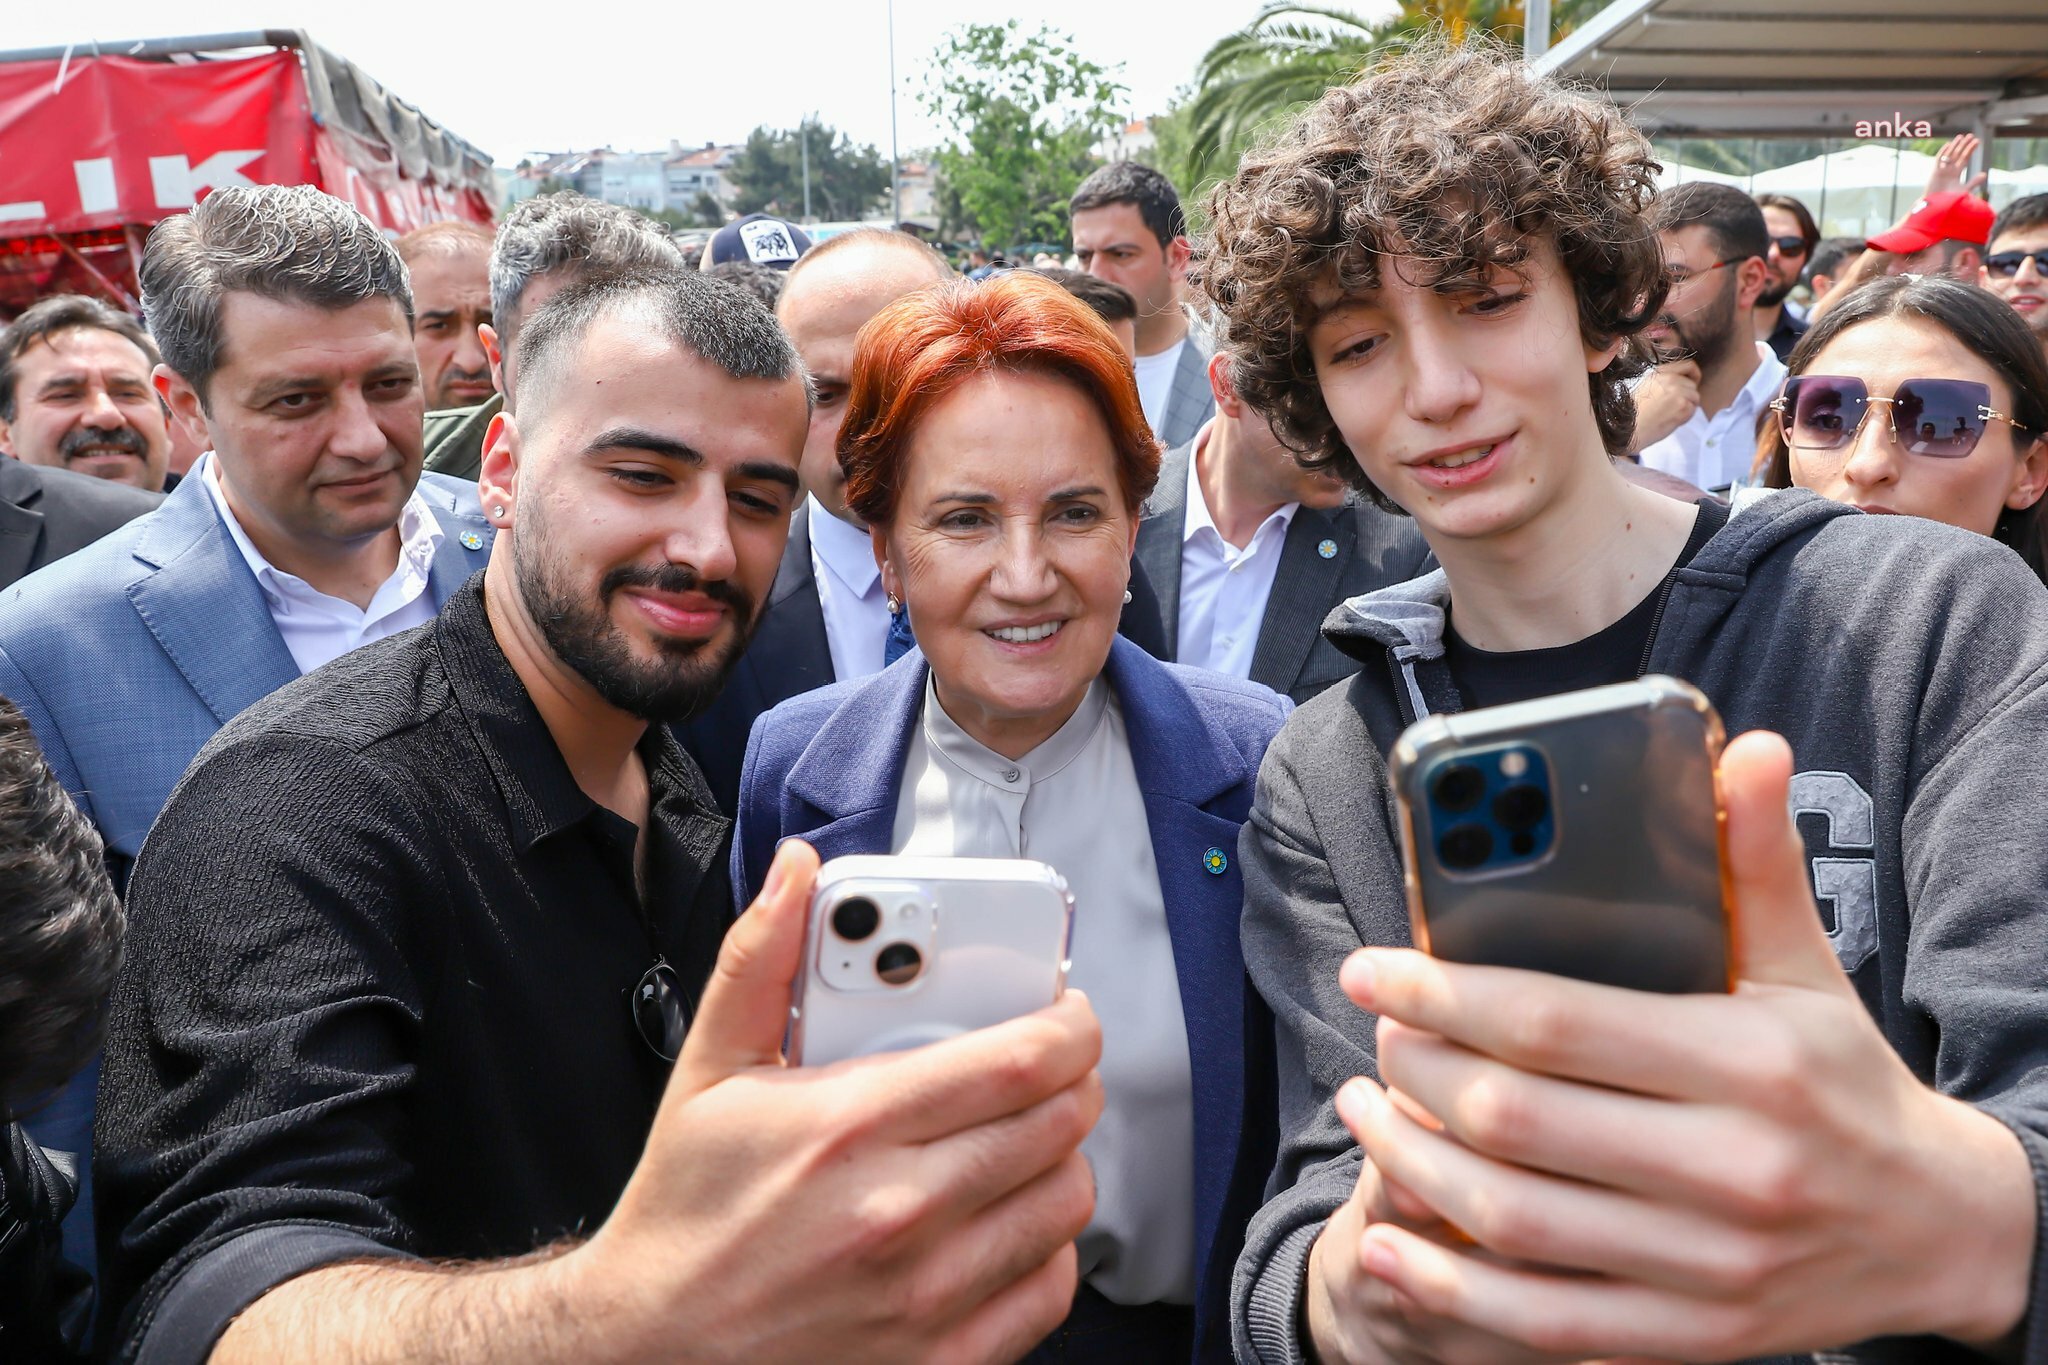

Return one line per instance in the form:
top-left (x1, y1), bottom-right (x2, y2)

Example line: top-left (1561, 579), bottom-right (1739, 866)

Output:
top-left (1184, 1), bottom-right (1606, 184)
top-left (919, 21), bottom-right (1128, 251)
top-left (724, 123), bottom-right (890, 222)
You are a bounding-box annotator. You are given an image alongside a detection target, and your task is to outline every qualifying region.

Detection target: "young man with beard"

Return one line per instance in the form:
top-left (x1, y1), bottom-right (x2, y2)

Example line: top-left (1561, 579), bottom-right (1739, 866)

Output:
top-left (1202, 42), bottom-right (2048, 1365)
top-left (1631, 183), bottom-right (1785, 492)
top-left (95, 267), bottom-right (1105, 1365)
top-left (1753, 193), bottom-right (1818, 361)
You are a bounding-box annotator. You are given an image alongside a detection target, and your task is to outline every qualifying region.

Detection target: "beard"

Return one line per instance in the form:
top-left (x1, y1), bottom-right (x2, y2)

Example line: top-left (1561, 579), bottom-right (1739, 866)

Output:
top-left (513, 501), bottom-right (757, 724)
top-left (1756, 280), bottom-right (1795, 308)
top-left (1655, 275), bottom-right (1743, 369)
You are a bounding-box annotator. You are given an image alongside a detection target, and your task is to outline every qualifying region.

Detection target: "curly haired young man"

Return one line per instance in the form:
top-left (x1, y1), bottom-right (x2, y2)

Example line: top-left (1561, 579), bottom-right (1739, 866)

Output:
top-left (1204, 39), bottom-right (2048, 1365)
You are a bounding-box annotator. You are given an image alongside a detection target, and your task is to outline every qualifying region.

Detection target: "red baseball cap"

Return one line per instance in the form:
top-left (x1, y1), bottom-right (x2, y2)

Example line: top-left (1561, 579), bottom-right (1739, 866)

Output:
top-left (1868, 190), bottom-right (1994, 254)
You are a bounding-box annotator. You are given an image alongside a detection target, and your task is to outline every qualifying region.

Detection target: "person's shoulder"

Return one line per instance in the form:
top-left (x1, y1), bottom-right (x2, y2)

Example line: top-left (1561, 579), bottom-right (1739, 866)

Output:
top-left (415, 470), bottom-right (487, 516)
top-left (1160, 660), bottom-right (1291, 727)
top-left (754, 671), bottom-right (878, 749)
top-left (18, 461), bottom-right (164, 519)
top-left (210, 619), bottom-right (448, 758)
top-left (0, 499), bottom-right (161, 640)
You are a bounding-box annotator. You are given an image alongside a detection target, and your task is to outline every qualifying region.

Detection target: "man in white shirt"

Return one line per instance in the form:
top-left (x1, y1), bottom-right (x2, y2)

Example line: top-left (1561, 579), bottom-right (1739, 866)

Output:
top-left (1135, 354), bottom-right (1432, 702)
top-left (0, 183), bottom-right (491, 1290)
top-left (1071, 163), bottom-right (1216, 449)
top-left (1635, 183), bottom-right (1786, 492)
top-left (680, 229), bottom-right (953, 807)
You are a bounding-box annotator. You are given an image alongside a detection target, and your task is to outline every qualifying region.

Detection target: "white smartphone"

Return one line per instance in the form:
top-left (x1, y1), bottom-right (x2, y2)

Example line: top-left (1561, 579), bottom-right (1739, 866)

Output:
top-left (789, 854), bottom-right (1075, 1066)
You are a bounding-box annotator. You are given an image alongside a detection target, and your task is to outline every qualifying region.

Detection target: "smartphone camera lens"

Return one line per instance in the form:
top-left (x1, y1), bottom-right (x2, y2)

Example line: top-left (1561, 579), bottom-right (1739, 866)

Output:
top-left (875, 942), bottom-right (923, 986)
top-left (831, 896), bottom-right (881, 943)
top-left (1431, 763), bottom-right (1486, 814)
top-left (1493, 784), bottom-right (1549, 833)
top-left (1438, 823), bottom-right (1494, 871)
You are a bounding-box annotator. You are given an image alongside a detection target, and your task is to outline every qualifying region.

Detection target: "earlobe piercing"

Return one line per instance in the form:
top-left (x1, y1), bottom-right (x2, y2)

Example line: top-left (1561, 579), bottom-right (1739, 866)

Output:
top-left (492, 505), bottom-right (506, 518)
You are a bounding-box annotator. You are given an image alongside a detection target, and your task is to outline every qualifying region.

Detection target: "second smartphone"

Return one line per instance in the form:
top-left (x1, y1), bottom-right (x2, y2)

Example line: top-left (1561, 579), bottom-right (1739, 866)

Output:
top-left (1389, 675), bottom-right (1733, 994)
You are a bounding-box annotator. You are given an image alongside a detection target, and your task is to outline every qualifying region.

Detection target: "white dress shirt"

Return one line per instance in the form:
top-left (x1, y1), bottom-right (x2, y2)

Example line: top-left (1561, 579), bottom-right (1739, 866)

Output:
top-left (1637, 342), bottom-right (1788, 493)
top-left (1177, 426), bottom-right (1299, 678)
top-left (808, 495), bottom-right (891, 682)
top-left (1133, 338), bottom-right (1185, 434)
top-left (892, 675), bottom-right (1196, 1306)
top-left (201, 453), bottom-right (443, 676)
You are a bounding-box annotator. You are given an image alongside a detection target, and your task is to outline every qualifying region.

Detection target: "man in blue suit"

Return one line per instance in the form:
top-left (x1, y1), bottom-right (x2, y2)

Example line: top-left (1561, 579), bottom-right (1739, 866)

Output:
top-left (0, 184), bottom-right (492, 1286)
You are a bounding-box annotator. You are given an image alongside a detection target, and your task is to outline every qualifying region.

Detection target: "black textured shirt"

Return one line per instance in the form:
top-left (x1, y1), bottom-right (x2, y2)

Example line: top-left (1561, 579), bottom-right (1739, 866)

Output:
top-left (94, 576), bottom-right (733, 1365)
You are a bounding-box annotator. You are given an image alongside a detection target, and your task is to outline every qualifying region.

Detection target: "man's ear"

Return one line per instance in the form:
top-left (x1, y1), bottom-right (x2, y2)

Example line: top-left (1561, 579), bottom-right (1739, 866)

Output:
top-left (1735, 255), bottom-right (1771, 310)
top-left (480, 323), bottom-right (509, 406)
top-left (1166, 235), bottom-right (1193, 282)
top-left (153, 365), bottom-right (212, 454)
top-left (1951, 246), bottom-right (1983, 282)
top-left (0, 416), bottom-right (14, 458)
top-left (478, 410), bottom-right (520, 527)
top-left (1207, 350), bottom-right (1242, 415)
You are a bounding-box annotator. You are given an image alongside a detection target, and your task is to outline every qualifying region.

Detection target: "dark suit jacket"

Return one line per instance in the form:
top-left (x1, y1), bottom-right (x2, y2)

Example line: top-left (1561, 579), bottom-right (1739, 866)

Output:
top-left (1136, 437), bottom-right (1434, 704)
top-left (680, 501), bottom-right (1172, 815)
top-left (0, 458), bottom-right (161, 590)
top-left (731, 636), bottom-right (1286, 1364)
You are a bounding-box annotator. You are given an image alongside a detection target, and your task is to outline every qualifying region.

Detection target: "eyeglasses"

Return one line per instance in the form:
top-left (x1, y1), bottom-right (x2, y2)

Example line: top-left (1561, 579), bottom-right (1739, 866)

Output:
top-left (1771, 375), bottom-right (2031, 460)
top-left (1664, 257), bottom-right (1743, 289)
top-left (1768, 235), bottom-right (1810, 258)
top-left (1985, 250), bottom-right (2048, 279)
top-left (630, 958), bottom-right (688, 1061)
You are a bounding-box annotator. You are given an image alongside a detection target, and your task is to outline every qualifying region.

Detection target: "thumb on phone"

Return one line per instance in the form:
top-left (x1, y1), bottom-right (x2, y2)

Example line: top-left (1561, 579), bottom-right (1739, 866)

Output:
top-left (1720, 730), bottom-right (1854, 997)
top-left (669, 837), bottom-right (820, 1101)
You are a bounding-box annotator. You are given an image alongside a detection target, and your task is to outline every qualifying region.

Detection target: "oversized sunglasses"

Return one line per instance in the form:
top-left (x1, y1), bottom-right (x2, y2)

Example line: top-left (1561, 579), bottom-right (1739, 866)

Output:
top-left (1985, 250), bottom-right (2048, 279)
top-left (1768, 235), bottom-right (1810, 258)
top-left (1771, 375), bottom-right (2031, 459)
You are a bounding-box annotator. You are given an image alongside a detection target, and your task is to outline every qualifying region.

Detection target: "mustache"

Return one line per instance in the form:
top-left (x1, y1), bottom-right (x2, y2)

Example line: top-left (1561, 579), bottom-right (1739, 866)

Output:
top-left (59, 424), bottom-right (147, 459)
top-left (600, 562), bottom-right (755, 627)
top-left (442, 365), bottom-right (492, 386)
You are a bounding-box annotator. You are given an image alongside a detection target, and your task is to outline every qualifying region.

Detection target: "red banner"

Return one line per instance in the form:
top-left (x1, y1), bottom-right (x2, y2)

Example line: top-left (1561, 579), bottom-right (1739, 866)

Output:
top-left (0, 51), bottom-right (314, 237)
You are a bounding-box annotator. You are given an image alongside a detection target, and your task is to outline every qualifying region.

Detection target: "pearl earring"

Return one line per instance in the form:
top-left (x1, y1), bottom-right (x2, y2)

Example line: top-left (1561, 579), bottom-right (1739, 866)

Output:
top-left (1122, 588), bottom-right (1133, 605)
top-left (887, 593), bottom-right (902, 615)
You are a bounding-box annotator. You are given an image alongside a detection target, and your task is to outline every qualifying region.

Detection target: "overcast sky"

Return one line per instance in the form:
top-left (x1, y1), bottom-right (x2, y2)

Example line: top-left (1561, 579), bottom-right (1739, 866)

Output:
top-left (2, 1), bottom-right (1342, 166)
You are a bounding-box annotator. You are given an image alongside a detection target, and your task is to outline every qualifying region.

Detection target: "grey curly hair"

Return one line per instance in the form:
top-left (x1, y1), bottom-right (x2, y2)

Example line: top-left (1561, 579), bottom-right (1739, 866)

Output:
top-left (1196, 37), bottom-right (1669, 508)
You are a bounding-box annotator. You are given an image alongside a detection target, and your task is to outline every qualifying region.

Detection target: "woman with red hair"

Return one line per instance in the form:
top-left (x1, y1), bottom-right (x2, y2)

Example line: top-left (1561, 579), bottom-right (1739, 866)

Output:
top-left (733, 271), bottom-right (1287, 1362)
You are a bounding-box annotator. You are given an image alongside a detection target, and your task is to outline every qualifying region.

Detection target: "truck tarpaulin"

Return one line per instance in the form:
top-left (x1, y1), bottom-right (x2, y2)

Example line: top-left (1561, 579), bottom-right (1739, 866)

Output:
top-left (0, 34), bottom-right (494, 317)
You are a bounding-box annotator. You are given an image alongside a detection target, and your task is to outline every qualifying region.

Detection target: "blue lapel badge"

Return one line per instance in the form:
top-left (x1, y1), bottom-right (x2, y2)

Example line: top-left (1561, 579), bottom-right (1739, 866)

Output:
top-left (1203, 847), bottom-right (1229, 875)
top-left (459, 531), bottom-right (485, 551)
top-left (1318, 538), bottom-right (1338, 559)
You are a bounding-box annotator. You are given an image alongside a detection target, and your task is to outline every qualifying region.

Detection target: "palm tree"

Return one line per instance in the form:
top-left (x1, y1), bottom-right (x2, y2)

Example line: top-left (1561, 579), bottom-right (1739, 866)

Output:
top-left (1183, 1), bottom-right (1604, 186)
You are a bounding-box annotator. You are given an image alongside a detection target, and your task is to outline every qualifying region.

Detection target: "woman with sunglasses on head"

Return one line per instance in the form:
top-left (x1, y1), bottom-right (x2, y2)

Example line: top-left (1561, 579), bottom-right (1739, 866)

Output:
top-left (1753, 274), bottom-right (2048, 580)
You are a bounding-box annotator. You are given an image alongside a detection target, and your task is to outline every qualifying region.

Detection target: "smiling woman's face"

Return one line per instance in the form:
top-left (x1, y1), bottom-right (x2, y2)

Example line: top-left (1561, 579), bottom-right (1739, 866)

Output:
top-left (875, 368), bottom-right (1138, 759)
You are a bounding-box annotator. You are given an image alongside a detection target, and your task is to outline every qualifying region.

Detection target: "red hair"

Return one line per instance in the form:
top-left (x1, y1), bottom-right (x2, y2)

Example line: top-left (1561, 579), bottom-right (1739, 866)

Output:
top-left (839, 272), bottom-right (1162, 527)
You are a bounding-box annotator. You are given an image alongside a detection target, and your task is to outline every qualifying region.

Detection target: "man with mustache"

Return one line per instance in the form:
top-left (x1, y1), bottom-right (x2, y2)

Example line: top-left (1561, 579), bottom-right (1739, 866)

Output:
top-left (0, 186), bottom-right (492, 1284)
top-left (95, 264), bottom-right (1103, 1365)
top-left (0, 294), bottom-right (173, 491)
top-left (1632, 183), bottom-right (1786, 493)
top-left (395, 221), bottom-right (499, 412)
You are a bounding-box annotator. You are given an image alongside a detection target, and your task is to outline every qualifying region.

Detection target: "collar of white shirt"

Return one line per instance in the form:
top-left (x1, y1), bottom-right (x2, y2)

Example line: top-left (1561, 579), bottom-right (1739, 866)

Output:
top-left (199, 451), bottom-right (444, 622)
top-left (924, 671), bottom-right (1111, 794)
top-left (807, 493), bottom-right (882, 599)
top-left (1181, 423), bottom-right (1298, 557)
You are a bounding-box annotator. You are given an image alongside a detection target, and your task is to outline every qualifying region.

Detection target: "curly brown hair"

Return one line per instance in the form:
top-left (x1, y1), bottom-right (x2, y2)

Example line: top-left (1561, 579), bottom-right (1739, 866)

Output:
top-left (1197, 37), bottom-right (1669, 507)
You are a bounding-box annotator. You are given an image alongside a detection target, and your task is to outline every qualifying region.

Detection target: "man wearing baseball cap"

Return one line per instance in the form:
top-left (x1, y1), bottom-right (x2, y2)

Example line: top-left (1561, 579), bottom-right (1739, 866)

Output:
top-left (700, 212), bottom-right (813, 271)
top-left (1813, 189), bottom-right (1995, 323)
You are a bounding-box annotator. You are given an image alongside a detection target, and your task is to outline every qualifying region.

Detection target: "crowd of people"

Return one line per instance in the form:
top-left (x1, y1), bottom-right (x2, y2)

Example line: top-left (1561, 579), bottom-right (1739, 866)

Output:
top-left (1, 33), bottom-right (2047, 1365)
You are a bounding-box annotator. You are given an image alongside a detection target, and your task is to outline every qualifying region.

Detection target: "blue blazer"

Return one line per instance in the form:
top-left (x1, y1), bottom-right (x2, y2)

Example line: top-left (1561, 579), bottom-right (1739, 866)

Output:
top-left (0, 469), bottom-right (493, 877)
top-left (733, 635), bottom-right (1288, 1364)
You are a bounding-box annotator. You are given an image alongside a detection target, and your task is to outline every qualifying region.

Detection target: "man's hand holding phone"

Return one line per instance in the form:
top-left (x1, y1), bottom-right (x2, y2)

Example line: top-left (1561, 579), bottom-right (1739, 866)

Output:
top-left (1312, 732), bottom-right (2035, 1362)
top-left (565, 839), bottom-right (1104, 1364)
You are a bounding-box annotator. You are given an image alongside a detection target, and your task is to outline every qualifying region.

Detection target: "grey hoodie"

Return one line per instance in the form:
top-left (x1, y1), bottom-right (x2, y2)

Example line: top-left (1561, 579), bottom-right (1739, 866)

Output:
top-left (1235, 489), bottom-right (2048, 1365)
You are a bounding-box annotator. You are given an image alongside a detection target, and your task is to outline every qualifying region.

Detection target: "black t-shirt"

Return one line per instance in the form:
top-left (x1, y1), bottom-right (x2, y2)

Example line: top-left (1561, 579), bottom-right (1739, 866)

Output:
top-left (1447, 499), bottom-right (1728, 709)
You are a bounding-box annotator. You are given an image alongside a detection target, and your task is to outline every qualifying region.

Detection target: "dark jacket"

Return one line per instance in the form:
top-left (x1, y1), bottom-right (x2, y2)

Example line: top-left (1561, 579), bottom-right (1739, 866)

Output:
top-left (1235, 489), bottom-right (2048, 1365)
top-left (733, 636), bottom-right (1288, 1365)
top-left (0, 457), bottom-right (160, 590)
top-left (0, 1120), bottom-right (90, 1359)
top-left (1135, 437), bottom-right (1433, 703)
top-left (681, 500), bottom-right (1173, 815)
